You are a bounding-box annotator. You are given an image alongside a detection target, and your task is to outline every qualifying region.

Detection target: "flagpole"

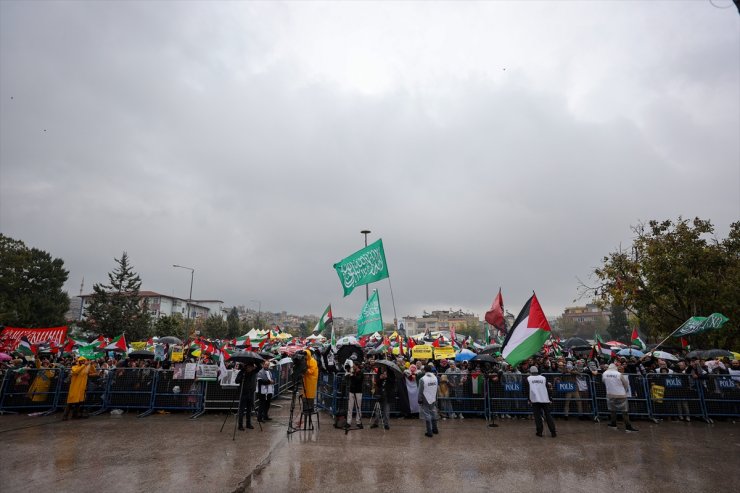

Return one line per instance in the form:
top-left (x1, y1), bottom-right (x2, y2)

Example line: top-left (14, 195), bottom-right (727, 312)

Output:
top-left (651, 327), bottom-right (682, 353)
top-left (387, 277), bottom-right (398, 322)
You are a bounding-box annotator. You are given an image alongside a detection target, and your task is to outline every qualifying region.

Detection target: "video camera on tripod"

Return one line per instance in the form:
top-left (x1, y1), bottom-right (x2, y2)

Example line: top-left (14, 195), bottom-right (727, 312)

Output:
top-left (290, 350), bottom-right (308, 386)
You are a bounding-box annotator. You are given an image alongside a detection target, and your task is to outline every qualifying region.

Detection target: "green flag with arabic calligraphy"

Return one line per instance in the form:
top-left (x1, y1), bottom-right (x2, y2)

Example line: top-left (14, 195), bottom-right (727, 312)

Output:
top-left (357, 290), bottom-right (383, 336)
top-left (333, 239), bottom-right (390, 297)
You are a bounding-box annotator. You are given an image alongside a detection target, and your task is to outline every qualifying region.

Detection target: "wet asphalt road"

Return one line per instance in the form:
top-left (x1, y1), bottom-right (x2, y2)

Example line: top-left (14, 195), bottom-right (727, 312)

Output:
top-left (1, 403), bottom-right (738, 493)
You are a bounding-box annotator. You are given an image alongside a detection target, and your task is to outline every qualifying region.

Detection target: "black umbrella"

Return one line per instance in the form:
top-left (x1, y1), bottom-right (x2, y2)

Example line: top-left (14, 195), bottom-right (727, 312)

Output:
top-left (128, 350), bottom-right (155, 360)
top-left (258, 351), bottom-right (275, 360)
top-left (158, 336), bottom-right (182, 345)
top-left (230, 350), bottom-right (265, 365)
top-left (562, 337), bottom-right (590, 348)
top-left (480, 344), bottom-right (502, 354)
top-left (472, 354), bottom-right (498, 364)
top-left (336, 344), bottom-right (364, 366)
top-left (374, 360), bottom-right (403, 377)
top-left (686, 350), bottom-right (707, 359)
top-left (703, 349), bottom-right (733, 359)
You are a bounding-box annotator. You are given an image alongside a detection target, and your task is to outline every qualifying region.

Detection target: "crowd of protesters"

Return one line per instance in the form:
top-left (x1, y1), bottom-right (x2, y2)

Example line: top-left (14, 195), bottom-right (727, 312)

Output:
top-left (330, 347), bottom-right (740, 430)
top-left (2, 341), bottom-right (739, 430)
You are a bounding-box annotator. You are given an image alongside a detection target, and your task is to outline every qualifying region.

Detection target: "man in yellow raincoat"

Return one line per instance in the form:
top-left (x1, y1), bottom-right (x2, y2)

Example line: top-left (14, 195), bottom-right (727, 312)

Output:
top-left (27, 357), bottom-right (56, 403)
top-left (63, 356), bottom-right (98, 420)
top-left (302, 348), bottom-right (319, 412)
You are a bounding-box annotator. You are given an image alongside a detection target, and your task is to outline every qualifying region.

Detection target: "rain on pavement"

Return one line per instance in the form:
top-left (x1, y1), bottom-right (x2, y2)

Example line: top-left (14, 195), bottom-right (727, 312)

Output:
top-left (1, 401), bottom-right (738, 493)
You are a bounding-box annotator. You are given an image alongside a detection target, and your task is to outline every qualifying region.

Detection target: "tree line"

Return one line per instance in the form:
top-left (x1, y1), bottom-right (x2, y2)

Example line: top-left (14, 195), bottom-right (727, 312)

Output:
top-left (1, 218), bottom-right (738, 347)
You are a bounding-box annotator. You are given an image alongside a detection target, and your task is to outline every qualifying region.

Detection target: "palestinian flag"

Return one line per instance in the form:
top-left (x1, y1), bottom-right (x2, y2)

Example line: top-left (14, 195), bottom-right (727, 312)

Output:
top-left (631, 328), bottom-right (647, 351)
top-left (484, 324), bottom-right (491, 345)
top-left (313, 305), bottom-right (333, 335)
top-left (595, 333), bottom-right (615, 358)
top-left (407, 337), bottom-right (416, 350)
top-left (17, 336), bottom-right (37, 356)
top-left (470, 370), bottom-right (485, 395)
top-left (501, 293), bottom-right (551, 367)
top-left (681, 337), bottom-right (690, 351)
top-left (330, 324), bottom-right (337, 351)
top-left (103, 334), bottom-right (127, 352)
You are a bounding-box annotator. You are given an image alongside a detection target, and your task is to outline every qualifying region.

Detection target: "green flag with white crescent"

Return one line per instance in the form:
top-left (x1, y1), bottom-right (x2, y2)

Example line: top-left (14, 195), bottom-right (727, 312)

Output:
top-left (333, 239), bottom-right (390, 297)
top-left (357, 290), bottom-right (383, 336)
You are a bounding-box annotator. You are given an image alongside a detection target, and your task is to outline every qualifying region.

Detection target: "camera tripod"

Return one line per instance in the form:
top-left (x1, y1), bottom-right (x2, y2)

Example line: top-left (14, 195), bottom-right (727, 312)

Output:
top-left (286, 378), bottom-right (305, 435)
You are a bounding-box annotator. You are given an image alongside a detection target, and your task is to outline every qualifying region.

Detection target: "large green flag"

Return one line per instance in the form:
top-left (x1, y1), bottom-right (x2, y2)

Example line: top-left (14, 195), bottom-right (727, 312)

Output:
top-left (357, 290), bottom-right (383, 336)
top-left (674, 313), bottom-right (729, 337)
top-left (333, 239), bottom-right (390, 297)
top-left (78, 344), bottom-right (105, 360)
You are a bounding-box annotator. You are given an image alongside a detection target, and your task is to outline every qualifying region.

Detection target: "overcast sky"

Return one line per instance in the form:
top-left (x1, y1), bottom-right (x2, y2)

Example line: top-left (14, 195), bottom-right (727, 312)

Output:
top-left (1, 1), bottom-right (738, 323)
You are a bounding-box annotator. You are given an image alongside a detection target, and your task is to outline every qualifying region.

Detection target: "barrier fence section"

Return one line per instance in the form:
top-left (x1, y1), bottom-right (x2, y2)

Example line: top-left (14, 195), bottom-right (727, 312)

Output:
top-left (438, 371), bottom-right (488, 419)
top-left (198, 364), bottom-right (293, 418)
top-left (593, 373), bottom-right (651, 419)
top-left (2, 367), bottom-right (739, 420)
top-left (0, 367), bottom-right (66, 414)
top-left (645, 373), bottom-right (705, 421)
top-left (703, 374), bottom-right (740, 418)
top-left (488, 373), bottom-right (530, 418)
top-left (544, 373), bottom-right (595, 419)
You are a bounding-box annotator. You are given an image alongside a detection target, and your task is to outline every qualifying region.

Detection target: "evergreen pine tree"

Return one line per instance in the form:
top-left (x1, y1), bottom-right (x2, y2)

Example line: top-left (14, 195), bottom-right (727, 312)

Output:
top-left (83, 252), bottom-right (152, 341)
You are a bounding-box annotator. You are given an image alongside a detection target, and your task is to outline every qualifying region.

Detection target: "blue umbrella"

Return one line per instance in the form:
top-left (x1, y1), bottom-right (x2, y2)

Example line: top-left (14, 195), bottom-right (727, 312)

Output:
top-left (455, 349), bottom-right (477, 362)
top-left (618, 348), bottom-right (644, 357)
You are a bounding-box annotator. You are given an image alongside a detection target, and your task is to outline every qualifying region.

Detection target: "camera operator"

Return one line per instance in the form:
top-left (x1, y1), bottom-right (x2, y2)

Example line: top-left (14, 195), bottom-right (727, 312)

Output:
top-left (235, 362), bottom-right (259, 430)
top-left (345, 360), bottom-right (364, 428)
top-left (370, 366), bottom-right (395, 430)
top-left (256, 360), bottom-right (275, 422)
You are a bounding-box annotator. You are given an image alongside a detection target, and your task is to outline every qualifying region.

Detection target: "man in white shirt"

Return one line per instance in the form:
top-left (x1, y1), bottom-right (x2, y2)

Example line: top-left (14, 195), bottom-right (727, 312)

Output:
top-left (527, 366), bottom-right (556, 438)
top-left (418, 364), bottom-right (439, 438)
top-left (602, 363), bottom-right (638, 432)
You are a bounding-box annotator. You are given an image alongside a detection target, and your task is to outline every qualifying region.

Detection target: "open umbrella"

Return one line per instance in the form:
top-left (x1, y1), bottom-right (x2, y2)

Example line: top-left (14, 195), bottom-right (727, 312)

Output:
top-left (617, 348), bottom-right (644, 357)
top-left (336, 335), bottom-right (358, 347)
top-left (455, 349), bottom-right (477, 362)
top-left (0, 352), bottom-right (12, 361)
top-left (278, 357), bottom-right (293, 365)
top-left (702, 349), bottom-right (734, 359)
top-left (128, 350), bottom-right (155, 360)
top-left (685, 350), bottom-right (707, 359)
top-left (158, 336), bottom-right (182, 345)
top-left (230, 350), bottom-right (265, 365)
top-left (336, 344), bottom-right (363, 366)
top-left (650, 350), bottom-right (679, 362)
top-left (258, 351), bottom-right (275, 360)
top-left (605, 341), bottom-right (627, 348)
top-left (374, 360), bottom-right (403, 377)
top-left (472, 354), bottom-right (498, 364)
top-left (562, 337), bottom-right (590, 348)
top-left (479, 344), bottom-right (502, 355)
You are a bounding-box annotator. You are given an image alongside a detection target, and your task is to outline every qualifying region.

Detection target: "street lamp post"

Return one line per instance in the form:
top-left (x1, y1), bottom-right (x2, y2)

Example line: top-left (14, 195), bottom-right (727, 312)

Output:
top-left (250, 299), bottom-right (262, 329)
top-left (361, 229), bottom-right (371, 300)
top-left (173, 264), bottom-right (194, 341)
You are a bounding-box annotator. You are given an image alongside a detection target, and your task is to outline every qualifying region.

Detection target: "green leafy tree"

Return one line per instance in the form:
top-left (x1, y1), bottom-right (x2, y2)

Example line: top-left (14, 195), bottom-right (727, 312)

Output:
top-left (0, 234), bottom-right (70, 327)
top-left (226, 307), bottom-right (241, 338)
top-left (202, 314), bottom-right (227, 339)
top-left (457, 320), bottom-right (483, 341)
top-left (82, 252), bottom-right (153, 341)
top-left (154, 314), bottom-right (185, 339)
top-left (587, 218), bottom-right (740, 348)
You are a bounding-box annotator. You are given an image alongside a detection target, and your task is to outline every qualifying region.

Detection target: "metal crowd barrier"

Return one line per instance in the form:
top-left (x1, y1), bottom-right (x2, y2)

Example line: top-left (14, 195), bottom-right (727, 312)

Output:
top-left (592, 373), bottom-right (652, 419)
top-left (196, 364), bottom-right (291, 418)
top-left (438, 371), bottom-right (488, 419)
top-left (0, 367), bottom-right (65, 414)
top-left (703, 374), bottom-right (740, 418)
top-left (645, 373), bottom-right (705, 421)
top-left (488, 373), bottom-right (530, 417)
top-left (544, 373), bottom-right (595, 419)
top-left (3, 366), bottom-right (739, 421)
